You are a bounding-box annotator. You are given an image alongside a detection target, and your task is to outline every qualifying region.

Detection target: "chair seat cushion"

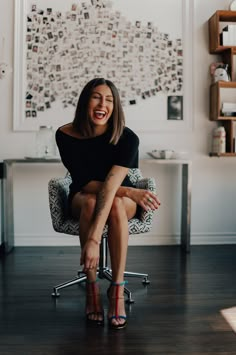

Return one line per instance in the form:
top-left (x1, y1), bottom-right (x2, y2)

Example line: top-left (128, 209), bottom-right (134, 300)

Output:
top-left (48, 169), bottom-right (156, 236)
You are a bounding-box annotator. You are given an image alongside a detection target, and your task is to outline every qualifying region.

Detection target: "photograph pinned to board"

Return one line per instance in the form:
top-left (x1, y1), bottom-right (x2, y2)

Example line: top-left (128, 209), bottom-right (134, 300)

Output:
top-left (167, 95), bottom-right (183, 120)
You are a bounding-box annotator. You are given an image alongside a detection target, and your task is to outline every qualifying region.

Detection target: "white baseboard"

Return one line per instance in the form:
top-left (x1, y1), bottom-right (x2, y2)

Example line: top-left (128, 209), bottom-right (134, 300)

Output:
top-left (15, 232), bottom-right (236, 246)
top-left (190, 232), bottom-right (236, 245)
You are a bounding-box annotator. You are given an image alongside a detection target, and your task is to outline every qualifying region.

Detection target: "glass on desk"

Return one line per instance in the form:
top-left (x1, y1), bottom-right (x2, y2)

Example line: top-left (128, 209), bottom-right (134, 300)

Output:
top-left (36, 126), bottom-right (55, 158)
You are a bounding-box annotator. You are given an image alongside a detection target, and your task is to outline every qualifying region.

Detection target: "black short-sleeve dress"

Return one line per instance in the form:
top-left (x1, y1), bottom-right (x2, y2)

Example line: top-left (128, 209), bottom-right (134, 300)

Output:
top-left (56, 126), bottom-right (139, 206)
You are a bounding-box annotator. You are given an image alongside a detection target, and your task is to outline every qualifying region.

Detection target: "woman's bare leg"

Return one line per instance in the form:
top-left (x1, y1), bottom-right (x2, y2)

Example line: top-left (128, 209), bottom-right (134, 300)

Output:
top-left (71, 193), bottom-right (103, 321)
top-left (107, 196), bottom-right (137, 326)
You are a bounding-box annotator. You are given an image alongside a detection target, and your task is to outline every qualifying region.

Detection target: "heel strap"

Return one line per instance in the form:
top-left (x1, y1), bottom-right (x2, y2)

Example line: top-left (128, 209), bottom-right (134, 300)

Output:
top-left (111, 281), bottom-right (128, 286)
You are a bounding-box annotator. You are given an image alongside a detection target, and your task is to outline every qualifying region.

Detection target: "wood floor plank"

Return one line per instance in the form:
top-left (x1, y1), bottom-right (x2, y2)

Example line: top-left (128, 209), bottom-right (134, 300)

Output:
top-left (0, 245), bottom-right (236, 354)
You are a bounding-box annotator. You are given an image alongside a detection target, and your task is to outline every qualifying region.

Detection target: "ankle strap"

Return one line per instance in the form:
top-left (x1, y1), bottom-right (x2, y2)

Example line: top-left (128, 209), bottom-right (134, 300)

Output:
top-left (111, 281), bottom-right (128, 286)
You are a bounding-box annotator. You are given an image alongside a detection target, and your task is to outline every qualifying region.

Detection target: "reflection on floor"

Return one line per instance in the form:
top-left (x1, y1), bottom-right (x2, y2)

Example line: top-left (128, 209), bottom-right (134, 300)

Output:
top-left (221, 306), bottom-right (236, 333)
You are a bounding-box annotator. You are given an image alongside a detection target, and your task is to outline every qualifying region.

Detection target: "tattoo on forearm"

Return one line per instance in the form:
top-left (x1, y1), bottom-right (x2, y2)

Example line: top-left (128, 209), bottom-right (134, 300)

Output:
top-left (105, 172), bottom-right (114, 182)
top-left (94, 189), bottom-right (105, 217)
top-left (94, 172), bottom-right (114, 218)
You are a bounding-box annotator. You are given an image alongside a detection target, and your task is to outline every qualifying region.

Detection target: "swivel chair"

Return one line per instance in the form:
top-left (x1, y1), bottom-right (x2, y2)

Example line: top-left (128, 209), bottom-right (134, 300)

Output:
top-left (48, 168), bottom-right (156, 303)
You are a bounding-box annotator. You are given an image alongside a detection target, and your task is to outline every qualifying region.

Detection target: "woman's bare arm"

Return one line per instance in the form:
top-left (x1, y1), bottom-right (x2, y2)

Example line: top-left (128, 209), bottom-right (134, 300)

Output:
top-left (86, 165), bottom-right (129, 243)
top-left (82, 178), bottom-right (160, 211)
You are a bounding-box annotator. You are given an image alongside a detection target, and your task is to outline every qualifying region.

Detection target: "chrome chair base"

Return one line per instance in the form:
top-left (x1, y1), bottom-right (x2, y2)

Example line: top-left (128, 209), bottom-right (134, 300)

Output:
top-left (51, 238), bottom-right (150, 304)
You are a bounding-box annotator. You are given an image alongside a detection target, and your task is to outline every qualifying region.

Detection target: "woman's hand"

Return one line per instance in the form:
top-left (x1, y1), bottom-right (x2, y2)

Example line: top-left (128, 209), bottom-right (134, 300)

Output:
top-left (80, 239), bottom-right (100, 272)
top-left (129, 188), bottom-right (161, 211)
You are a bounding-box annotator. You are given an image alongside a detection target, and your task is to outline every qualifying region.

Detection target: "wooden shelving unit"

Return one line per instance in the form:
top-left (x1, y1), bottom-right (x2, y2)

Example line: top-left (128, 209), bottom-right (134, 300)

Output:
top-left (208, 10), bottom-right (236, 156)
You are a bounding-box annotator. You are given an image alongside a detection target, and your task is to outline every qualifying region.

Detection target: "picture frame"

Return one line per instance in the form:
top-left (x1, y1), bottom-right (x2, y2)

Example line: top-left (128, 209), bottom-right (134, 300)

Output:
top-left (13, 0), bottom-right (193, 132)
top-left (167, 96), bottom-right (183, 120)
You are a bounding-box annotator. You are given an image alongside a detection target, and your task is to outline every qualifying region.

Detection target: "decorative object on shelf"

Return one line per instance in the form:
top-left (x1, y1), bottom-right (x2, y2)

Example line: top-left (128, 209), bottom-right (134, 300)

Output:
top-left (212, 126), bottom-right (226, 154)
top-left (221, 102), bottom-right (236, 116)
top-left (220, 24), bottom-right (236, 46)
top-left (210, 62), bottom-right (230, 83)
top-left (229, 0), bottom-right (236, 10)
top-left (214, 65), bottom-right (230, 82)
top-left (36, 126), bottom-right (55, 158)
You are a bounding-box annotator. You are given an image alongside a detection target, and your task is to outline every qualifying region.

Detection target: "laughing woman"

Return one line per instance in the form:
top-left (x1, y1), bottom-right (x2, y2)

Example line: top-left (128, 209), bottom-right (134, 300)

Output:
top-left (56, 78), bottom-right (160, 329)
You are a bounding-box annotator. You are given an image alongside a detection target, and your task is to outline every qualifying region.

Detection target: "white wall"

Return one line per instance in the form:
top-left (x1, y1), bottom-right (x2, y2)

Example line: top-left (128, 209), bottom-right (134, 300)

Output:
top-left (0, 0), bottom-right (235, 247)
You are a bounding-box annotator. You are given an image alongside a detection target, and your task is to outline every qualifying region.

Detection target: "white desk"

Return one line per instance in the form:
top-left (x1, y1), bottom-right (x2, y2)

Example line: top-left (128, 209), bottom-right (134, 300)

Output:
top-left (1, 158), bottom-right (191, 254)
top-left (141, 159), bottom-right (192, 253)
top-left (0, 161), bottom-right (4, 254)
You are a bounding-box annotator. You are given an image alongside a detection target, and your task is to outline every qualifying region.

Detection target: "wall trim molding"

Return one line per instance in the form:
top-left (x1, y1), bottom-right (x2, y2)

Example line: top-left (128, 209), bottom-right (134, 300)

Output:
top-left (15, 232), bottom-right (236, 246)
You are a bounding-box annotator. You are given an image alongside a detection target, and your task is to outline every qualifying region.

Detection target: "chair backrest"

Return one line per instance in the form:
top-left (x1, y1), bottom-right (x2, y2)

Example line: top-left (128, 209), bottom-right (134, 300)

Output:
top-left (48, 168), bottom-right (156, 237)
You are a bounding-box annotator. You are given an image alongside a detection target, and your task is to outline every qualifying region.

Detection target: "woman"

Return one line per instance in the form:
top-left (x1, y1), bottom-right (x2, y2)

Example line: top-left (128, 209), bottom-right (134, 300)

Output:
top-left (56, 78), bottom-right (160, 329)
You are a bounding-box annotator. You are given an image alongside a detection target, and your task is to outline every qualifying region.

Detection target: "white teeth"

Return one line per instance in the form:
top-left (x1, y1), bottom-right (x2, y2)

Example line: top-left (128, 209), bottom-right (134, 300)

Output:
top-left (95, 110), bottom-right (106, 115)
top-left (94, 110), bottom-right (106, 118)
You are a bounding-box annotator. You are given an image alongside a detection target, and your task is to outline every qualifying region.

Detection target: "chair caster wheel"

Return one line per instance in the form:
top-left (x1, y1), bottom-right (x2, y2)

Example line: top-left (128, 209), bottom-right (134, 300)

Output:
top-left (126, 298), bottom-right (135, 304)
top-left (51, 290), bottom-right (60, 298)
top-left (142, 278), bottom-right (150, 285)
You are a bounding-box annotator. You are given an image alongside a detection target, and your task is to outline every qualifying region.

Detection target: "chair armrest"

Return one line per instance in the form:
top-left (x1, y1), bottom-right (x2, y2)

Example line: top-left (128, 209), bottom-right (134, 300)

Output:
top-left (48, 177), bottom-right (71, 231)
top-left (136, 177), bottom-right (156, 194)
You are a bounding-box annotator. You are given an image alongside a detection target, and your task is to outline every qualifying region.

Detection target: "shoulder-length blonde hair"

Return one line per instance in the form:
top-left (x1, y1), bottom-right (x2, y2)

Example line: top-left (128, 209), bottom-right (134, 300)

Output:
top-left (72, 78), bottom-right (125, 144)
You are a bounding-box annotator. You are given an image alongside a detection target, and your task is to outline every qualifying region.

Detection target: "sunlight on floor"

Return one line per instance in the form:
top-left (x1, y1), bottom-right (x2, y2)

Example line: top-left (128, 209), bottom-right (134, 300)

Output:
top-left (221, 306), bottom-right (236, 333)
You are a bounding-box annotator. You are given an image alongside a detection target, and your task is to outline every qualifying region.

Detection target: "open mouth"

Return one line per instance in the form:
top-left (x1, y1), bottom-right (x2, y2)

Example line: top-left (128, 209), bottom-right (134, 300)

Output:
top-left (94, 110), bottom-right (106, 119)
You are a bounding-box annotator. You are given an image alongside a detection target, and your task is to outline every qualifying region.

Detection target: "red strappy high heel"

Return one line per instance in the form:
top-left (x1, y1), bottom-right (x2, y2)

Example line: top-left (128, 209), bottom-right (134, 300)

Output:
top-left (86, 279), bottom-right (104, 326)
top-left (107, 281), bottom-right (127, 330)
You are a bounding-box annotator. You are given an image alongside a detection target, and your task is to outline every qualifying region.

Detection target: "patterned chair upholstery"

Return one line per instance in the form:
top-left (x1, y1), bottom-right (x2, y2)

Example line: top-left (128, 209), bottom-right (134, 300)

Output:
top-left (48, 168), bottom-right (156, 303)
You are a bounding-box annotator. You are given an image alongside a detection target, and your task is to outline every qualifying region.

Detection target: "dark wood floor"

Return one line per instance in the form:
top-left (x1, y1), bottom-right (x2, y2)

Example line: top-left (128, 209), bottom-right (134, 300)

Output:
top-left (0, 245), bottom-right (236, 355)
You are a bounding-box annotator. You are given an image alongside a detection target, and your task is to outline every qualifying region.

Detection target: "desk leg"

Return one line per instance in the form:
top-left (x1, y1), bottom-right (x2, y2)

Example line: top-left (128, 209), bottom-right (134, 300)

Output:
top-left (2, 162), bottom-right (14, 254)
top-left (181, 163), bottom-right (192, 253)
top-left (0, 165), bottom-right (4, 254)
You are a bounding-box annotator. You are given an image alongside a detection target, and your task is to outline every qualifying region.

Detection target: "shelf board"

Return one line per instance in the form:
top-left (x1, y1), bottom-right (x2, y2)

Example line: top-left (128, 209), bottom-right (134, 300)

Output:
top-left (209, 152), bottom-right (236, 157)
top-left (218, 116), bottom-right (236, 120)
top-left (210, 81), bottom-right (236, 88)
top-left (212, 45), bottom-right (236, 54)
top-left (214, 10), bottom-right (236, 22)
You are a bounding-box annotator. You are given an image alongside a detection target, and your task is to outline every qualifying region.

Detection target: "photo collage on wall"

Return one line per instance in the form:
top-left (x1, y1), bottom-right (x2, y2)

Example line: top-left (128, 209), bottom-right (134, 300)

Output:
top-left (25, 0), bottom-right (183, 119)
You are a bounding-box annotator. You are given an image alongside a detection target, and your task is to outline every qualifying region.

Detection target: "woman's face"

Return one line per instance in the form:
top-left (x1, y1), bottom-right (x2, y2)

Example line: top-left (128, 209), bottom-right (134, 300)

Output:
top-left (88, 84), bottom-right (114, 132)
